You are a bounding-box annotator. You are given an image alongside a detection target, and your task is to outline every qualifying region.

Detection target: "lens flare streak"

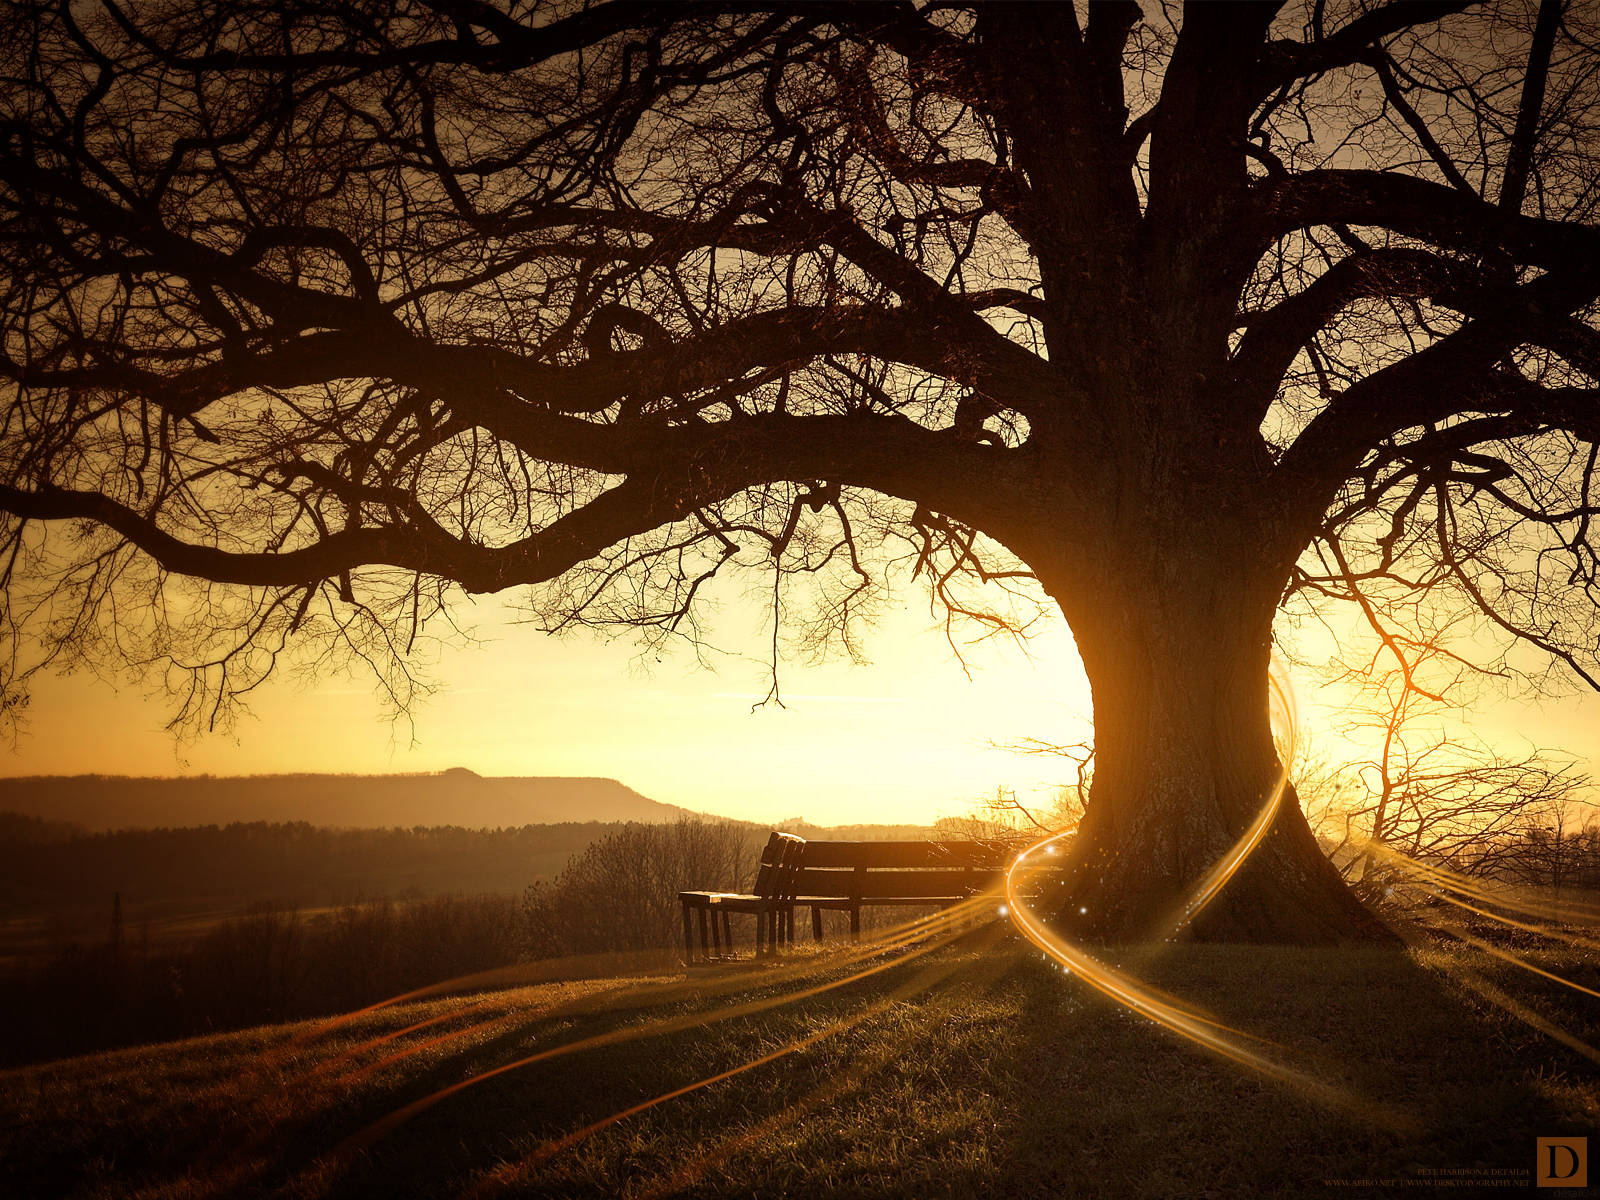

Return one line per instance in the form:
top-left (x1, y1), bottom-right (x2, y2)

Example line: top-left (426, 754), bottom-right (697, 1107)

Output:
top-left (1352, 843), bottom-right (1600, 1067)
top-left (325, 899), bottom-right (992, 1163)
top-left (1000, 665), bottom-right (1398, 1124)
top-left (1157, 667), bottom-right (1299, 940)
top-left (464, 925), bottom-right (986, 1199)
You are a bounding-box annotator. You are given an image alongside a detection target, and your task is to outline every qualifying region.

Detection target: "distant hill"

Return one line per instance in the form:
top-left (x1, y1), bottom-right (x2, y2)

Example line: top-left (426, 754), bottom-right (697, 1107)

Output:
top-left (0, 769), bottom-right (692, 831)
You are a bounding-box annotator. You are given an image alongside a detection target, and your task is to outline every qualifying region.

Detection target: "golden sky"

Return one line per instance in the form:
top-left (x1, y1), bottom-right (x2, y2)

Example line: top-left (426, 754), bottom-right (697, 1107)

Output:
top-left (2, 594), bottom-right (1094, 826)
top-left (6, 587), bottom-right (1597, 829)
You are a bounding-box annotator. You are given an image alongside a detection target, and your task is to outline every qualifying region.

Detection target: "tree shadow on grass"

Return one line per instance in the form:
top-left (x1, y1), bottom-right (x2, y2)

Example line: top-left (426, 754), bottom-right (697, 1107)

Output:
top-left (281, 939), bottom-right (1597, 1198)
top-left (959, 944), bottom-right (1594, 1199)
top-left (11, 934), bottom-right (1591, 1200)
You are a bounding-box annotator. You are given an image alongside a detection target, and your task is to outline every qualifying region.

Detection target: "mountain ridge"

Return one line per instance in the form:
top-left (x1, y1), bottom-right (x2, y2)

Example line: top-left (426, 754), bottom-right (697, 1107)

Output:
top-left (0, 770), bottom-right (694, 831)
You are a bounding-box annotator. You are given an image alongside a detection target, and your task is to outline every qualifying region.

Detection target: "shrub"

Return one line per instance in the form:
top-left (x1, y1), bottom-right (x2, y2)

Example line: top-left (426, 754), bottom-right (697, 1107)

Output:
top-left (521, 820), bottom-right (759, 957)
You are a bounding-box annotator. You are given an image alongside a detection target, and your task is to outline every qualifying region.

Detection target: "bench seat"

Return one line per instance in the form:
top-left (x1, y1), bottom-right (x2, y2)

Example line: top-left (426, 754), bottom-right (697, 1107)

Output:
top-left (679, 833), bottom-right (1032, 962)
top-left (678, 832), bottom-right (803, 963)
top-left (791, 844), bottom-right (1017, 938)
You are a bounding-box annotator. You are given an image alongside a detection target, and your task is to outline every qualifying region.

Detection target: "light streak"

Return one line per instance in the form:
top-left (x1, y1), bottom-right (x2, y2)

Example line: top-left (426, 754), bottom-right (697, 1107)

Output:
top-left (1419, 945), bottom-right (1600, 1068)
top-left (1001, 662), bottom-right (1404, 1127)
top-left (328, 1007), bottom-right (532, 1091)
top-left (628, 931), bottom-right (1017, 1200)
top-left (463, 925), bottom-right (989, 1199)
top-left (308, 996), bottom-right (509, 1081)
top-left (1009, 836), bottom-right (1314, 1080)
top-left (1366, 841), bottom-right (1600, 929)
top-left (1430, 922), bottom-right (1600, 1002)
top-left (1405, 879), bottom-right (1600, 953)
top-left (301, 901), bottom-right (978, 1092)
top-left (1155, 664), bottom-right (1299, 940)
top-left (195, 905), bottom-right (988, 1200)
top-left (321, 898), bottom-right (992, 1165)
top-left (1351, 844), bottom-right (1600, 1067)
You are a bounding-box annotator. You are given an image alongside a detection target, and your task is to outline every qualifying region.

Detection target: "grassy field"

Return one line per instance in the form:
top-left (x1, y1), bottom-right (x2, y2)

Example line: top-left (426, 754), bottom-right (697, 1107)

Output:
top-left (2, 922), bottom-right (1597, 1199)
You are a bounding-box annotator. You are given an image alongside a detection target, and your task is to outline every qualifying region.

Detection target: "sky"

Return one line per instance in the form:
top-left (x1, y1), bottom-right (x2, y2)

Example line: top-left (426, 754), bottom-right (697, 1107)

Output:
top-left (2, 588), bottom-right (1096, 827)
top-left (5, 582), bottom-right (1599, 829)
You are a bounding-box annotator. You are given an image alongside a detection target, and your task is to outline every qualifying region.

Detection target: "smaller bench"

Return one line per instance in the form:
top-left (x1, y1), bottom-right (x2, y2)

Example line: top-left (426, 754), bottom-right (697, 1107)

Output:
top-left (792, 839), bottom-right (1023, 940)
top-left (678, 831), bottom-right (803, 964)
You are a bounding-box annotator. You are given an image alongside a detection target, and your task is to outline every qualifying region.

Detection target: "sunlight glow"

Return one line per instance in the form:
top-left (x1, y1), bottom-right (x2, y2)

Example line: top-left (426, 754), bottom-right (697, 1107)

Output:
top-left (1000, 662), bottom-right (1408, 1129)
top-left (1150, 664), bottom-right (1298, 940)
top-left (4, 594), bottom-right (1096, 826)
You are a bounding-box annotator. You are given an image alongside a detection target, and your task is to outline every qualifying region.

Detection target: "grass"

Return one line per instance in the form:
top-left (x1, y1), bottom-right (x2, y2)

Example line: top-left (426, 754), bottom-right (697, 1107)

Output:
top-left (2, 922), bottom-right (1598, 1199)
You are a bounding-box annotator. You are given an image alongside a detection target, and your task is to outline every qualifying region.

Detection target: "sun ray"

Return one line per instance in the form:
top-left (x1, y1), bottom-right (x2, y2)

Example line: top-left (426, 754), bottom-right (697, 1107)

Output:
top-left (999, 663), bottom-right (1409, 1129)
top-left (315, 899), bottom-right (992, 1171)
top-left (463, 926), bottom-right (994, 1198)
top-left (628, 932), bottom-right (1019, 1200)
top-left (1426, 922), bottom-right (1600, 1002)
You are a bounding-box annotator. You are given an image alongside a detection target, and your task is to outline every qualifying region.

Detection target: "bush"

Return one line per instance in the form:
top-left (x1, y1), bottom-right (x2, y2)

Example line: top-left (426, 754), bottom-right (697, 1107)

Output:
top-left (521, 819), bottom-right (759, 957)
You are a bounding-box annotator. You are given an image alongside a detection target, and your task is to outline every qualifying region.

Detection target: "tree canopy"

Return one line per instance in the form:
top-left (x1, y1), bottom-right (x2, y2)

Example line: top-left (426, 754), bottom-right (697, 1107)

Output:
top-left (3, 0), bottom-right (1598, 939)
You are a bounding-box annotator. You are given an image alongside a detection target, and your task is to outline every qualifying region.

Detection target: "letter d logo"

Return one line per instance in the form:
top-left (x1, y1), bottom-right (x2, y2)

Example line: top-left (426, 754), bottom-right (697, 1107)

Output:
top-left (1537, 1137), bottom-right (1587, 1187)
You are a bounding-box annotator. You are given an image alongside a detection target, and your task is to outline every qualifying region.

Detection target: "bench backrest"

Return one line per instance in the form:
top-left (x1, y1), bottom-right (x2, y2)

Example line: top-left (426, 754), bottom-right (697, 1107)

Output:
top-left (793, 839), bottom-right (1024, 900)
top-left (752, 831), bottom-right (807, 900)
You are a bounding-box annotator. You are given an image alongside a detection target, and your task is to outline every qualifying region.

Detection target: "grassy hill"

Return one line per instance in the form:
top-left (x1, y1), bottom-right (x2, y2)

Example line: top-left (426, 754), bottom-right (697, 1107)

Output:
top-left (3, 931), bottom-right (1596, 1199)
top-left (0, 769), bottom-right (690, 831)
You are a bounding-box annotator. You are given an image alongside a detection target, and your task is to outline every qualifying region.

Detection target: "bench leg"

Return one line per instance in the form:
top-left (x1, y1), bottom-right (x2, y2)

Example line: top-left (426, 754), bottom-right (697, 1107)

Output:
top-left (721, 910), bottom-right (732, 950)
top-left (755, 906), bottom-right (766, 958)
top-left (766, 908), bottom-right (782, 955)
top-left (812, 906), bottom-right (823, 941)
top-left (710, 906), bottom-right (722, 957)
top-left (697, 907), bottom-right (710, 962)
top-left (682, 902), bottom-right (695, 965)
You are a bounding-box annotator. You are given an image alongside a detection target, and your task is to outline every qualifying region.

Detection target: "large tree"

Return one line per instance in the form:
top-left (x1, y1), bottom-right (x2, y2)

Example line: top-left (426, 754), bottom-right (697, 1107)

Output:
top-left (2, 0), bottom-right (1597, 941)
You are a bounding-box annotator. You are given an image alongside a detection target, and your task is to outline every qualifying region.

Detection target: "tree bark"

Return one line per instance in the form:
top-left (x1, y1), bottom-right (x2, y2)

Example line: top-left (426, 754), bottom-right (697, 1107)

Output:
top-left (1034, 545), bottom-right (1395, 945)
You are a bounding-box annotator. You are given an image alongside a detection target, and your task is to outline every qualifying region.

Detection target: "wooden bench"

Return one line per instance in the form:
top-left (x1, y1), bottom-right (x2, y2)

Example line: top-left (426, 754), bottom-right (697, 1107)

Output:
top-left (792, 839), bottom-right (1023, 940)
top-left (678, 831), bottom-right (803, 964)
top-left (679, 834), bottom-right (1026, 963)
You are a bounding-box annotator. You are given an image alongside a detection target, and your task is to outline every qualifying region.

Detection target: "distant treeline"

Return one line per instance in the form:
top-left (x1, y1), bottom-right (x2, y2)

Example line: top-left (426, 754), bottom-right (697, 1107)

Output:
top-left (0, 812), bottom-right (943, 921)
top-left (0, 816), bottom-right (669, 916)
top-left (1, 819), bottom-right (766, 1066)
top-left (0, 814), bottom-right (949, 1066)
top-left (0, 893), bottom-right (524, 1066)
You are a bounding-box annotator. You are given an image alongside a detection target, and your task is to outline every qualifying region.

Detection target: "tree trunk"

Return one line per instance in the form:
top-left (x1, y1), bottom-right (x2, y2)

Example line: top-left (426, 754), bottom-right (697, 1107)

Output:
top-left (1036, 549), bottom-right (1394, 945)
